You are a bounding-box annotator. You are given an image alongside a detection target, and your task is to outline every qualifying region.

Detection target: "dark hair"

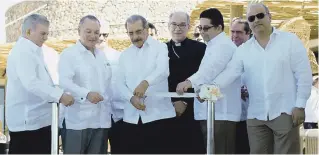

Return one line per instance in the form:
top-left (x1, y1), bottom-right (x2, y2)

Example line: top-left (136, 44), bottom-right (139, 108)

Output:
top-left (232, 17), bottom-right (252, 35)
top-left (148, 22), bottom-right (158, 35)
top-left (200, 8), bottom-right (224, 31)
top-left (2, 69), bottom-right (6, 77)
top-left (125, 15), bottom-right (148, 30)
top-left (313, 76), bottom-right (319, 86)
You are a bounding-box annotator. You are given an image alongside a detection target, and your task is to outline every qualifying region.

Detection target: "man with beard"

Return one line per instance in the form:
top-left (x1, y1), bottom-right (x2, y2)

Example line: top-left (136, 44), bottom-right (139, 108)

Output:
top-left (166, 11), bottom-right (206, 154)
top-left (116, 15), bottom-right (175, 154)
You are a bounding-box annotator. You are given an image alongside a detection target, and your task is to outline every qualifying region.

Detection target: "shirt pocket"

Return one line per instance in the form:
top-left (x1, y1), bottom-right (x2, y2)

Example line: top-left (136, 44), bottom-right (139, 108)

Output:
top-left (74, 63), bottom-right (92, 88)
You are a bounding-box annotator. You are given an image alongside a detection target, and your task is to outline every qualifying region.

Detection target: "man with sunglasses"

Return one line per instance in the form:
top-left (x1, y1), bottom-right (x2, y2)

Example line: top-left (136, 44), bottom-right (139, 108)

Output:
top-left (116, 15), bottom-right (175, 154)
top-left (176, 8), bottom-right (240, 154)
top-left (166, 11), bottom-right (206, 154)
top-left (211, 3), bottom-right (312, 154)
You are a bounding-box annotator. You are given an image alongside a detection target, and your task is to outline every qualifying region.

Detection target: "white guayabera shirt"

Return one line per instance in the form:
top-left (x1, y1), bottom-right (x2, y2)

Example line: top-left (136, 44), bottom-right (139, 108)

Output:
top-left (6, 37), bottom-right (64, 132)
top-left (58, 41), bottom-right (112, 130)
top-left (117, 36), bottom-right (175, 124)
top-left (191, 32), bottom-right (241, 122)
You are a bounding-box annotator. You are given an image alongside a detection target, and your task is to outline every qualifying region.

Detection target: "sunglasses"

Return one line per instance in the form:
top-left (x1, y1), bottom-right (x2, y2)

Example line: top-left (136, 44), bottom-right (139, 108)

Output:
top-left (99, 33), bottom-right (109, 38)
top-left (247, 13), bottom-right (266, 22)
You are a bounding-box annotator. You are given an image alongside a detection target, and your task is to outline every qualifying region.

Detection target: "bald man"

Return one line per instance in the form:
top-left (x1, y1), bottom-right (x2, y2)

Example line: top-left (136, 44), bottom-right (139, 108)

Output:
top-left (211, 3), bottom-right (312, 154)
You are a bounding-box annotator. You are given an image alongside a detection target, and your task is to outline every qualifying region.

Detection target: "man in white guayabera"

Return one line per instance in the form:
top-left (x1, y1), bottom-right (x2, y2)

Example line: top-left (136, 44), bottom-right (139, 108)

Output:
top-left (58, 15), bottom-right (112, 154)
top-left (116, 15), bottom-right (175, 154)
top-left (5, 14), bottom-right (74, 154)
top-left (176, 8), bottom-right (241, 154)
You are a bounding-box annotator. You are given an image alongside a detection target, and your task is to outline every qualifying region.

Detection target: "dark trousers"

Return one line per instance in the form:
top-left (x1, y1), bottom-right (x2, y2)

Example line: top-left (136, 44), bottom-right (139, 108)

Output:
top-left (303, 122), bottom-right (318, 129)
top-left (199, 120), bottom-right (237, 154)
top-left (108, 118), bottom-right (125, 154)
top-left (168, 105), bottom-right (206, 154)
top-left (121, 117), bottom-right (174, 154)
top-left (235, 121), bottom-right (250, 154)
top-left (9, 126), bottom-right (51, 154)
top-left (59, 119), bottom-right (66, 151)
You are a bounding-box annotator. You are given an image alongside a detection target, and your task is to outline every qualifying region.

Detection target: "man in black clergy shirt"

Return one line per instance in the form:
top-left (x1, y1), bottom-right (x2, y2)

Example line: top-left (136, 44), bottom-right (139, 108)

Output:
top-left (166, 11), bottom-right (206, 154)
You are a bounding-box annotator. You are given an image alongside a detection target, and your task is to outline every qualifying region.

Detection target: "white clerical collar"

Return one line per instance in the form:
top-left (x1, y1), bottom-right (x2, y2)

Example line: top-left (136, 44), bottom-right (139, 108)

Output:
top-left (175, 42), bottom-right (181, 46)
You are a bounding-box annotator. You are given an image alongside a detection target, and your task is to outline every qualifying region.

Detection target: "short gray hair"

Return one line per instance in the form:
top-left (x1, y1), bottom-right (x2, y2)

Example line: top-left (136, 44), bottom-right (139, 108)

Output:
top-left (169, 11), bottom-right (190, 25)
top-left (125, 15), bottom-right (148, 30)
top-left (78, 15), bottom-right (100, 28)
top-left (21, 14), bottom-right (49, 36)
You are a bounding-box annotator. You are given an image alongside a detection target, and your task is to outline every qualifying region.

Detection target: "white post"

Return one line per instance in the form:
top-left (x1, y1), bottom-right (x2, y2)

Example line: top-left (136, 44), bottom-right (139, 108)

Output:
top-left (51, 103), bottom-right (59, 155)
top-left (206, 100), bottom-right (214, 154)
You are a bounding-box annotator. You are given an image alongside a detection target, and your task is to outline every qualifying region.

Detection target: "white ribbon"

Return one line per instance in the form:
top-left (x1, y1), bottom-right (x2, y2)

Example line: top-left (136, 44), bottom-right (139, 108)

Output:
top-left (146, 92), bottom-right (197, 98)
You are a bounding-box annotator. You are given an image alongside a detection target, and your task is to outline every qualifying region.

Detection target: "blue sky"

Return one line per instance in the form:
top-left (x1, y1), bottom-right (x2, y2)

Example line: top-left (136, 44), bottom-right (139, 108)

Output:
top-left (0, 0), bottom-right (23, 44)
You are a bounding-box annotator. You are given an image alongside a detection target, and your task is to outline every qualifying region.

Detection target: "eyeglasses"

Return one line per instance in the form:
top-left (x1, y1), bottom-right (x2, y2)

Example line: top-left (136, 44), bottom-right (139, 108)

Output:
top-left (170, 23), bottom-right (187, 30)
top-left (197, 25), bottom-right (215, 32)
top-left (99, 33), bottom-right (109, 38)
top-left (247, 13), bottom-right (267, 22)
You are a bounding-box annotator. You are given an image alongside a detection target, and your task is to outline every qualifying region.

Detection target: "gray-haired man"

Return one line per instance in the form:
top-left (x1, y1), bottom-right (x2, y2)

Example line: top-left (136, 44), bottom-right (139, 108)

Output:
top-left (58, 15), bottom-right (112, 154)
top-left (6, 14), bottom-right (74, 154)
top-left (116, 14), bottom-right (175, 154)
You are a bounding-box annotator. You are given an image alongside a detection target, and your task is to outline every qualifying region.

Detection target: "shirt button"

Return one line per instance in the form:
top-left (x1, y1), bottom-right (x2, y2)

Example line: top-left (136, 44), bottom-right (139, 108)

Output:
top-left (81, 98), bottom-right (83, 100)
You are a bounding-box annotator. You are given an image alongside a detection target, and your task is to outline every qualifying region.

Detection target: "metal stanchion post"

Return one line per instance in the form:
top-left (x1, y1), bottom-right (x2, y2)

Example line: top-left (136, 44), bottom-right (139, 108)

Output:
top-left (51, 102), bottom-right (59, 155)
top-left (206, 100), bottom-right (214, 155)
top-left (0, 85), bottom-right (8, 154)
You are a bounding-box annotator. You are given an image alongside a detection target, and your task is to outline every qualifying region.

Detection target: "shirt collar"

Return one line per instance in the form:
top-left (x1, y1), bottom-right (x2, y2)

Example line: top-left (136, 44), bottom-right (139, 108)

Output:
top-left (19, 36), bottom-right (41, 52)
top-left (133, 35), bottom-right (152, 49)
top-left (252, 27), bottom-right (280, 41)
top-left (76, 40), bottom-right (97, 54)
top-left (170, 38), bottom-right (189, 47)
top-left (207, 32), bottom-right (226, 46)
